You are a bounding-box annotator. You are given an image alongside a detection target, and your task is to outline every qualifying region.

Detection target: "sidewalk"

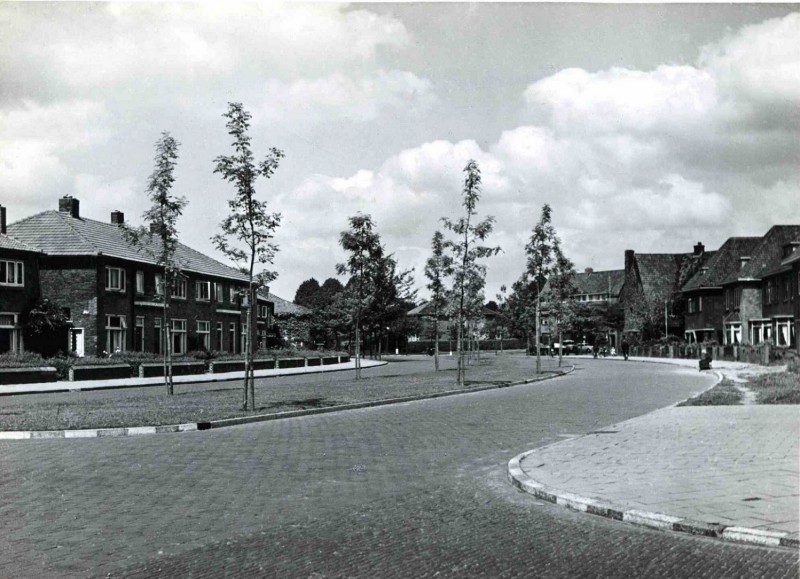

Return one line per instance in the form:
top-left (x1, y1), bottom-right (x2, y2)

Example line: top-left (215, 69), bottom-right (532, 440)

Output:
top-left (0, 359), bottom-right (386, 396)
top-left (509, 359), bottom-right (800, 549)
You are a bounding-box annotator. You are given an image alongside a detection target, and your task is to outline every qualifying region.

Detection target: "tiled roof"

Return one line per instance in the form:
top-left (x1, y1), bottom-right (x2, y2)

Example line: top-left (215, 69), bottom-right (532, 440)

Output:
top-left (634, 253), bottom-right (687, 296)
top-left (264, 292), bottom-right (311, 316)
top-left (0, 234), bottom-right (40, 253)
top-left (683, 237), bottom-right (762, 291)
top-left (8, 210), bottom-right (249, 282)
top-left (407, 301), bottom-right (441, 316)
top-left (723, 225), bottom-right (800, 283)
top-left (572, 269), bottom-right (625, 296)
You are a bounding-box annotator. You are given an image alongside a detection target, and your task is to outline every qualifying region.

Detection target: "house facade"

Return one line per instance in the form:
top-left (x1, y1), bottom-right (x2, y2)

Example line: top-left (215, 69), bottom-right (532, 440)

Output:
top-left (0, 205), bottom-right (42, 354)
top-left (718, 226), bottom-right (800, 348)
top-left (681, 237), bottom-right (762, 344)
top-left (620, 243), bottom-right (713, 341)
top-left (4, 196), bottom-right (273, 357)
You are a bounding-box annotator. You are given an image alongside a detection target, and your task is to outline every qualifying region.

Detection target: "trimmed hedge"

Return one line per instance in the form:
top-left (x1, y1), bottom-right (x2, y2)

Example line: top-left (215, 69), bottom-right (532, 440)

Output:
top-left (69, 364), bottom-right (132, 382)
top-left (0, 367), bottom-right (59, 385)
top-left (139, 361), bottom-right (206, 378)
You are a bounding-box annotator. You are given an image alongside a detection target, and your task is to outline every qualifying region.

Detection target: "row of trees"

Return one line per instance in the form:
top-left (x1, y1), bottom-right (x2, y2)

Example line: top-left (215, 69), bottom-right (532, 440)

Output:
top-left (123, 103), bottom-right (281, 410)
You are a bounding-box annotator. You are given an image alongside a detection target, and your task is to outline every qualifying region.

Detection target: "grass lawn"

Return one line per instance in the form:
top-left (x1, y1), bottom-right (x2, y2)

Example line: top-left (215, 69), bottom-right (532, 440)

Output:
top-left (748, 370), bottom-right (800, 404)
top-left (677, 379), bottom-right (743, 406)
top-left (0, 353), bottom-right (564, 431)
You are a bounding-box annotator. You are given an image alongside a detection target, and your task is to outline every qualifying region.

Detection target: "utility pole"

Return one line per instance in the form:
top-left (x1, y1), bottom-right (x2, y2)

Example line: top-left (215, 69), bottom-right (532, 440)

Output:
top-left (665, 299), bottom-right (668, 339)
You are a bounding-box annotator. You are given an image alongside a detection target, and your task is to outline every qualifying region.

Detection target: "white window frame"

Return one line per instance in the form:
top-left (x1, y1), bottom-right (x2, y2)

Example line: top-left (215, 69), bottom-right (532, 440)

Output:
top-left (106, 315), bottom-right (127, 353)
top-left (136, 270), bottom-right (145, 294)
top-left (155, 273), bottom-right (164, 296)
top-left (172, 319), bottom-right (187, 355)
top-left (228, 322), bottom-right (237, 354)
top-left (215, 282), bottom-right (223, 302)
top-left (197, 320), bottom-right (211, 350)
top-left (196, 281), bottom-right (211, 302)
top-left (230, 286), bottom-right (237, 303)
top-left (0, 312), bottom-right (21, 353)
top-left (0, 261), bottom-right (24, 287)
top-left (775, 319), bottom-right (792, 347)
top-left (725, 322), bottom-right (741, 346)
top-left (216, 322), bottom-right (223, 350)
top-left (105, 267), bottom-right (126, 292)
top-left (135, 316), bottom-right (145, 351)
top-left (171, 277), bottom-right (187, 299)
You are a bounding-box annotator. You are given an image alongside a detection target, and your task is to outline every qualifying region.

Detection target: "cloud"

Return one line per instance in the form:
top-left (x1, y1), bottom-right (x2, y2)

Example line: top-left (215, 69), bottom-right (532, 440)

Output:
top-left (257, 70), bottom-right (437, 124)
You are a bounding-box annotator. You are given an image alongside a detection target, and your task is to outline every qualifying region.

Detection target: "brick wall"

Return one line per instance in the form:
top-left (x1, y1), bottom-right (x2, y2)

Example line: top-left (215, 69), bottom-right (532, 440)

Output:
top-left (38, 256), bottom-right (99, 354)
top-left (739, 283), bottom-right (762, 345)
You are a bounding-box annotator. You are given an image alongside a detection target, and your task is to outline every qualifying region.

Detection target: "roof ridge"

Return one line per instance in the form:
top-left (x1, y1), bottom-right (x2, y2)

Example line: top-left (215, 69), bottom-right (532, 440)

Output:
top-left (52, 211), bottom-right (100, 254)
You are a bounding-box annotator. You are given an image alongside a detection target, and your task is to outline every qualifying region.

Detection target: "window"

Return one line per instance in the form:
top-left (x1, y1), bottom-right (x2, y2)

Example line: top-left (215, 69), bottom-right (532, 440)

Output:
top-left (0, 261), bottom-right (24, 286)
top-left (775, 320), bottom-right (793, 347)
top-left (172, 319), bottom-right (187, 355)
top-left (215, 283), bottom-right (223, 302)
top-left (155, 273), bottom-right (164, 296)
top-left (197, 320), bottom-right (210, 350)
top-left (258, 304), bottom-right (268, 318)
top-left (172, 277), bottom-right (187, 299)
top-left (0, 313), bottom-right (21, 354)
top-left (196, 281), bottom-right (211, 301)
top-left (106, 315), bottom-right (127, 353)
top-left (724, 322), bottom-right (741, 346)
top-left (698, 296), bottom-right (703, 312)
top-left (784, 276), bottom-right (791, 302)
top-left (230, 287), bottom-right (238, 304)
top-left (135, 316), bottom-right (145, 351)
top-left (217, 322), bottom-right (223, 350)
top-left (154, 318), bottom-right (162, 354)
top-left (228, 322), bottom-right (237, 354)
top-left (136, 271), bottom-right (145, 294)
top-left (105, 267), bottom-right (126, 292)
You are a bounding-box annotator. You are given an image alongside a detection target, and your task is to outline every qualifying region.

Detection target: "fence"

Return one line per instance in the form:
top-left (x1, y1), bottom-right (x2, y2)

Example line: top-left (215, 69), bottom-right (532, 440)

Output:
top-left (630, 343), bottom-right (798, 368)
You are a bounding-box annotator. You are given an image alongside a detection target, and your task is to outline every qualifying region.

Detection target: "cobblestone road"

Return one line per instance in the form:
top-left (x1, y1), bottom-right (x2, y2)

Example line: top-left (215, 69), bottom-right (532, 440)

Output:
top-left (1, 358), bottom-right (796, 578)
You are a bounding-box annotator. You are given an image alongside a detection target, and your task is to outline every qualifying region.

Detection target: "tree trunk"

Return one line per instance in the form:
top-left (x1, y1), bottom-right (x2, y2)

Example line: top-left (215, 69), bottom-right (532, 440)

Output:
top-left (535, 295), bottom-right (542, 374)
top-left (434, 315), bottom-right (440, 371)
top-left (456, 317), bottom-right (464, 386)
top-left (558, 325), bottom-right (563, 368)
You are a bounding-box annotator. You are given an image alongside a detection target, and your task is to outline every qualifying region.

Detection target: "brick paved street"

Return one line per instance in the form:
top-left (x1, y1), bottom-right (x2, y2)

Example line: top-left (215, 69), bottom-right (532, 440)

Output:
top-left (1, 357), bottom-right (796, 578)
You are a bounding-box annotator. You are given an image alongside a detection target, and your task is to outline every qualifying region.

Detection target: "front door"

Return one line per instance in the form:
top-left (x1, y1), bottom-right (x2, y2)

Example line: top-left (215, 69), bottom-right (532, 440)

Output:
top-left (71, 328), bottom-right (85, 357)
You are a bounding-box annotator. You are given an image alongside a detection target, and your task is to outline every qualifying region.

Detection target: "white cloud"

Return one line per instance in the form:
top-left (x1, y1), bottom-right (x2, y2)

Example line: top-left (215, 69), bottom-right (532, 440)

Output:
top-left (257, 71), bottom-right (437, 124)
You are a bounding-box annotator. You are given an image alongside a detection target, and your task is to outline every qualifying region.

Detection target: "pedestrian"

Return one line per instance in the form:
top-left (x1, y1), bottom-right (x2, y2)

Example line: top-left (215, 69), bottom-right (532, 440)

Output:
top-left (621, 339), bottom-right (630, 361)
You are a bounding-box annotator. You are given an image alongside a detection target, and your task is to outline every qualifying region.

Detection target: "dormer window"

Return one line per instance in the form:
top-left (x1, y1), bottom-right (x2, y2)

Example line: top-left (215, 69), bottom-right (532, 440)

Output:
top-left (782, 242), bottom-right (799, 259)
top-left (739, 257), bottom-right (750, 270)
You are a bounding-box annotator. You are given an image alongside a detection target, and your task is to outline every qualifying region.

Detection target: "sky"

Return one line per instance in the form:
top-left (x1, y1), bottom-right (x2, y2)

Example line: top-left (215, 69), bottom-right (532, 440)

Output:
top-left (1, 2), bottom-right (799, 303)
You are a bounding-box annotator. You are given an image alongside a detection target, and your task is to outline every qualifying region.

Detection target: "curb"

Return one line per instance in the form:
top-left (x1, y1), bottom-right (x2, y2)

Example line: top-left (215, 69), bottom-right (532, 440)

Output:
top-left (508, 449), bottom-right (798, 550)
top-left (0, 365), bottom-right (574, 441)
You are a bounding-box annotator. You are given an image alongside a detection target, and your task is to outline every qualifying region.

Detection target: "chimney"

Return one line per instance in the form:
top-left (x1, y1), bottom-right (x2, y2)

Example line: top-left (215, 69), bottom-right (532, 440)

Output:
top-left (584, 267), bottom-right (593, 275)
top-left (58, 195), bottom-right (80, 218)
top-left (693, 242), bottom-right (704, 256)
top-left (625, 249), bottom-right (635, 272)
top-left (111, 210), bottom-right (125, 225)
top-left (0, 205), bottom-right (6, 235)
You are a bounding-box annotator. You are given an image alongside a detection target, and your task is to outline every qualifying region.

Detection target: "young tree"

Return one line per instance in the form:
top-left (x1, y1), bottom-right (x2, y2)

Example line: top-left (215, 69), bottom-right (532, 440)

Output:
top-left (22, 298), bottom-right (71, 358)
top-left (336, 213), bottom-right (383, 379)
top-left (441, 160), bottom-right (501, 386)
top-left (424, 230), bottom-right (452, 370)
top-left (525, 204), bottom-right (559, 374)
top-left (122, 131), bottom-right (186, 395)
top-left (545, 245), bottom-right (577, 367)
top-left (363, 253), bottom-right (416, 359)
top-left (213, 102), bottom-right (283, 411)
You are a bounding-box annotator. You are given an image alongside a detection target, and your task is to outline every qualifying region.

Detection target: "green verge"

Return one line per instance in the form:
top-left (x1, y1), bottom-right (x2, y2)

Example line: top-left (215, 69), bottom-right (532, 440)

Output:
top-left (0, 354), bottom-right (563, 431)
top-left (678, 379), bottom-right (743, 406)
top-left (748, 369), bottom-right (800, 404)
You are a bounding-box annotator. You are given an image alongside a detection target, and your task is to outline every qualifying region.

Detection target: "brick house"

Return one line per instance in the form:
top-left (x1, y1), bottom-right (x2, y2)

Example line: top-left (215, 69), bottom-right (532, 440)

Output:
top-left (718, 226), bottom-right (800, 347)
top-left (0, 205), bottom-right (42, 354)
top-left (681, 237), bottom-right (762, 344)
top-left (6, 196), bottom-right (273, 357)
top-left (619, 243), bottom-right (714, 340)
top-left (784, 249), bottom-right (800, 353)
top-left (541, 268), bottom-right (625, 347)
top-left (263, 292), bottom-right (311, 348)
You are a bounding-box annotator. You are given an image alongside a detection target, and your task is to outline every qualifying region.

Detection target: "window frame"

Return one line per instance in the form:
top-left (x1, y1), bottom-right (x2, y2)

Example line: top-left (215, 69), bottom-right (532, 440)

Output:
top-left (136, 270), bottom-right (145, 294)
top-left (195, 280), bottom-right (211, 302)
top-left (0, 260), bottom-right (24, 287)
top-left (105, 266), bottom-right (126, 292)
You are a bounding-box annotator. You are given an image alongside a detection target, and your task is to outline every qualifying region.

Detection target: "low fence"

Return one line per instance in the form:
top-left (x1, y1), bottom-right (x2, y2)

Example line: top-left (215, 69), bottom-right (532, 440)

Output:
top-left (406, 339), bottom-right (524, 355)
top-left (0, 367), bottom-right (59, 385)
top-left (630, 343), bottom-right (799, 367)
